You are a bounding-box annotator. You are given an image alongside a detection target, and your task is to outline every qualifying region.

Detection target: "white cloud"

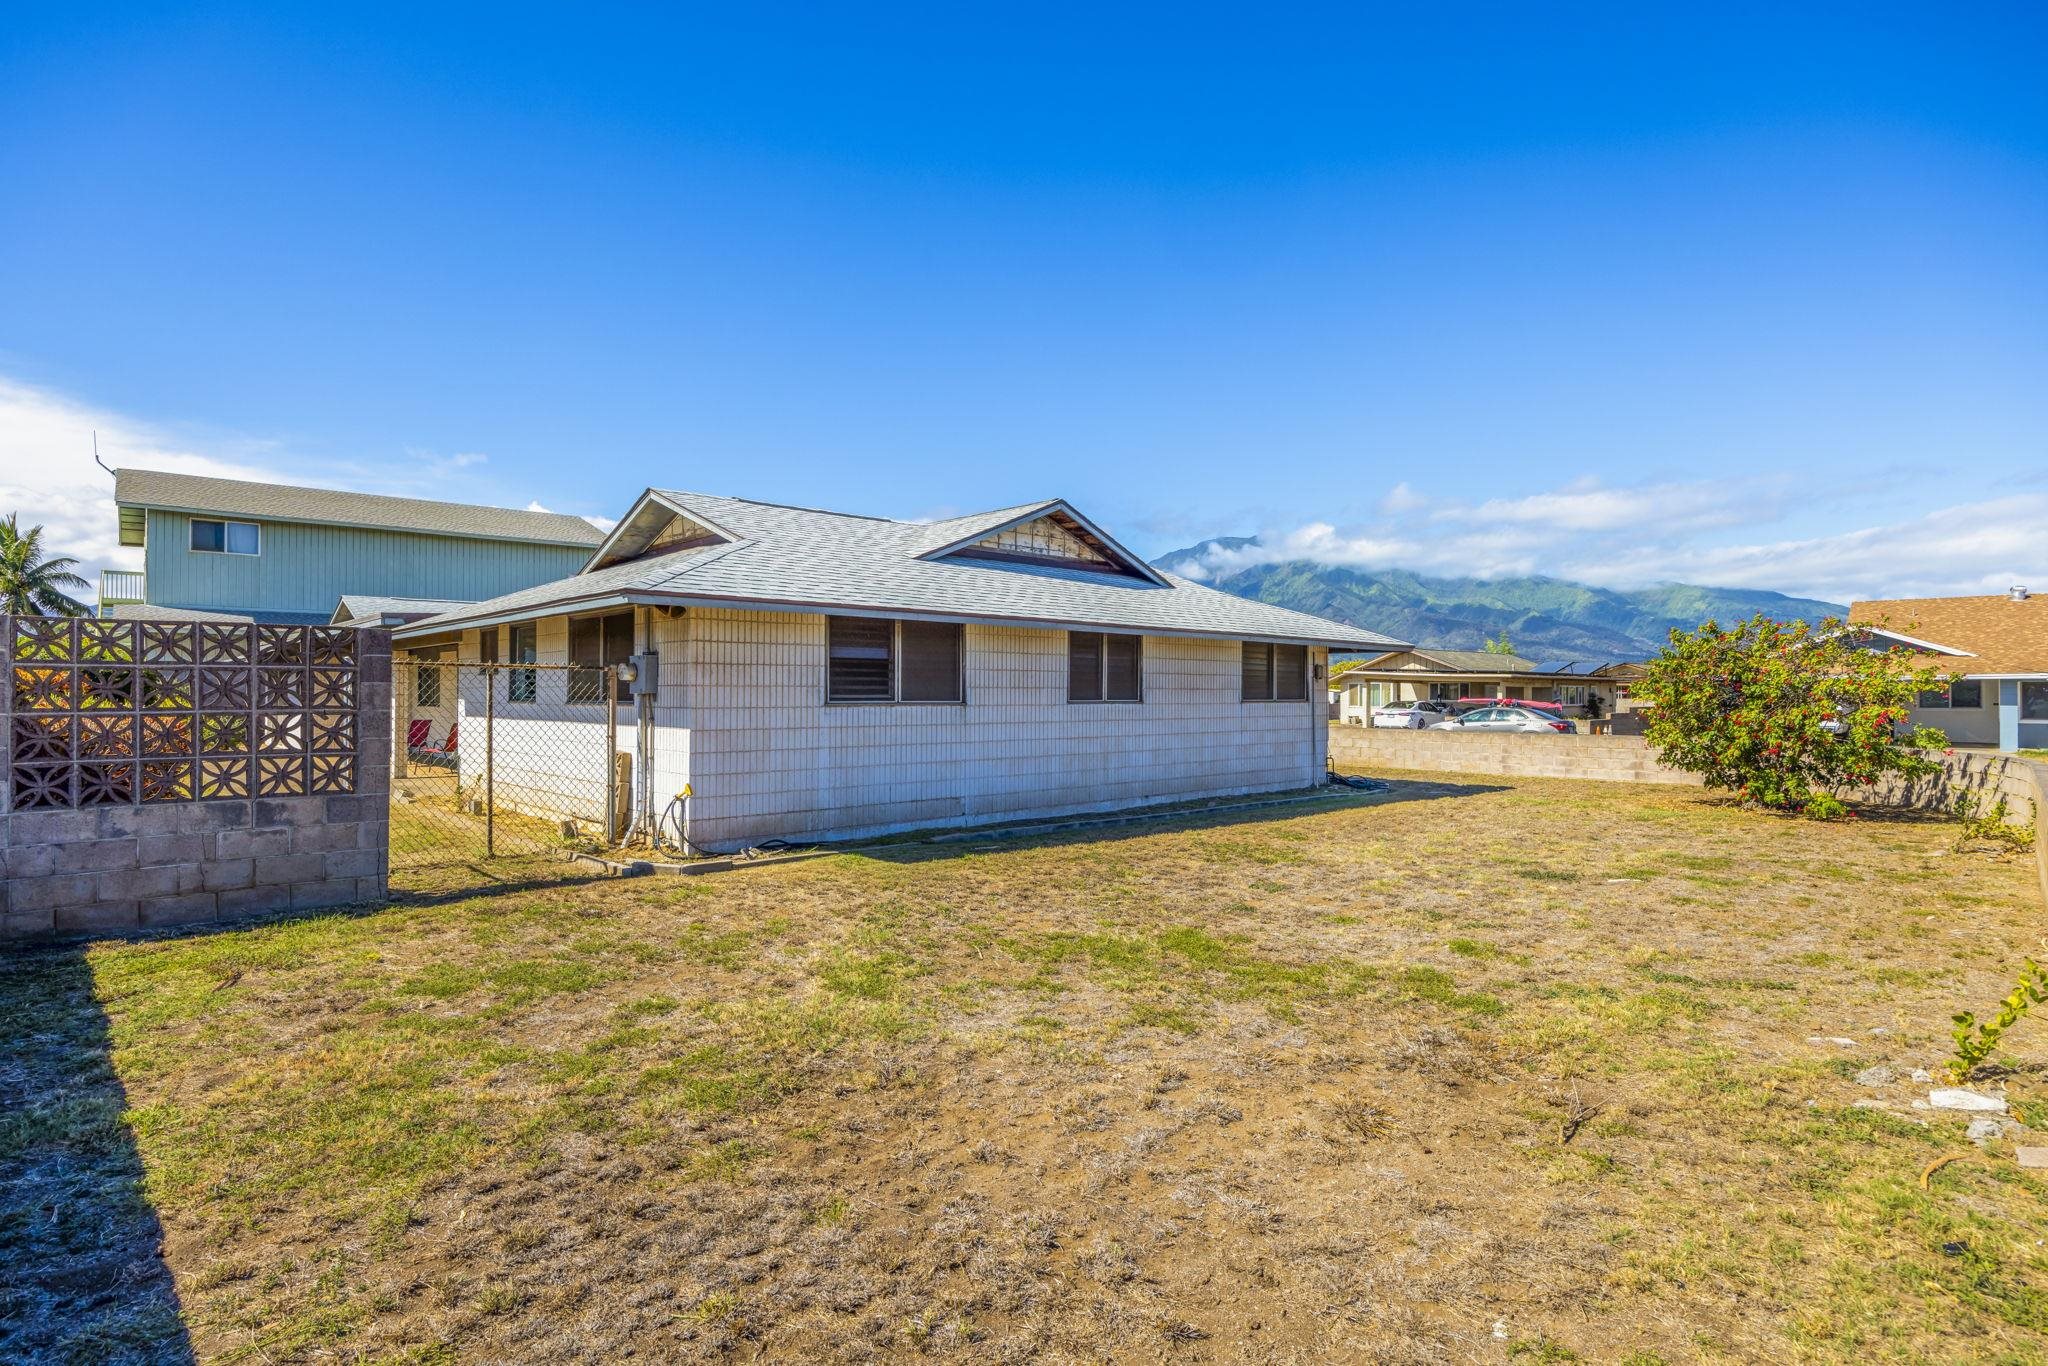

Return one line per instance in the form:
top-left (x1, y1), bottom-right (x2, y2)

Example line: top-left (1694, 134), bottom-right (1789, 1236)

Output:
top-left (1559, 494), bottom-right (2048, 603)
top-left (1171, 476), bottom-right (2045, 604)
top-left (1378, 481), bottom-right (1428, 515)
top-left (0, 374), bottom-right (600, 600)
top-left (0, 376), bottom-right (286, 586)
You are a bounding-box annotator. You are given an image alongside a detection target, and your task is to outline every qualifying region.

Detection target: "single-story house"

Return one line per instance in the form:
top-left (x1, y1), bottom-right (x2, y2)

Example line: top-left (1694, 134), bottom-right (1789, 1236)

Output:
top-left (1848, 587), bottom-right (2048, 752)
top-left (1329, 649), bottom-right (1645, 723)
top-left (390, 490), bottom-right (1406, 850)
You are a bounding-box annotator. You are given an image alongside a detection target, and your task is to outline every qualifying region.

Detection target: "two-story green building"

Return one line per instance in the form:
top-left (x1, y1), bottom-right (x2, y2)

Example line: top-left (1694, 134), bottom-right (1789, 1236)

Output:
top-left (101, 470), bottom-right (606, 625)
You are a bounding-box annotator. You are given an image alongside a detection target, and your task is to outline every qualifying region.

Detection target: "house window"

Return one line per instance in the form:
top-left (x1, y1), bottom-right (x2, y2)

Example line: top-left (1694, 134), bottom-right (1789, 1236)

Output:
top-left (900, 621), bottom-right (963, 702)
top-left (1558, 684), bottom-right (1588, 706)
top-left (1068, 632), bottom-right (1142, 702)
top-left (827, 616), bottom-right (964, 703)
top-left (477, 627), bottom-right (499, 666)
top-left (1921, 680), bottom-right (1984, 709)
top-left (1240, 642), bottom-right (1308, 701)
top-left (569, 611), bottom-right (635, 704)
top-left (507, 624), bottom-right (537, 703)
top-left (189, 519), bottom-right (260, 555)
top-left (1428, 682), bottom-right (1462, 702)
top-left (2022, 681), bottom-right (2048, 722)
top-left (414, 652), bottom-right (443, 708)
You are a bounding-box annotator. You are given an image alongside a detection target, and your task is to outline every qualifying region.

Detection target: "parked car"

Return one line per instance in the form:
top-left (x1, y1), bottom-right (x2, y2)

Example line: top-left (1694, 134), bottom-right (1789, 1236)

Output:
top-left (1429, 705), bottom-right (1573, 734)
top-left (1371, 699), bottom-right (1457, 729)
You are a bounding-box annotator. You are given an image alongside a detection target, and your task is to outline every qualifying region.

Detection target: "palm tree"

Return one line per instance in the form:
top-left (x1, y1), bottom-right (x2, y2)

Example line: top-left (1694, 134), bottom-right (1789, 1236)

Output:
top-left (0, 514), bottom-right (92, 617)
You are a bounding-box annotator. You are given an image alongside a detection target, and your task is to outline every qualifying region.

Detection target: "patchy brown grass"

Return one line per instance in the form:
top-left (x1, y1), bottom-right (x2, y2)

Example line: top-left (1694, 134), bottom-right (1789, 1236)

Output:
top-left (6, 769), bottom-right (2048, 1363)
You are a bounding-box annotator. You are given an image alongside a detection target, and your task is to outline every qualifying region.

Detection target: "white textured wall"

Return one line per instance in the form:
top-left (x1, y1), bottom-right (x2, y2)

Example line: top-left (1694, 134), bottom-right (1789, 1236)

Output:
top-left (676, 608), bottom-right (1326, 849)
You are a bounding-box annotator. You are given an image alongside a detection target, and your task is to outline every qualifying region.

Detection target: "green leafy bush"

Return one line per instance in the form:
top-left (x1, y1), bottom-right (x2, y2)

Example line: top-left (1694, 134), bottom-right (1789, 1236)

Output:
top-left (1634, 614), bottom-right (1947, 818)
top-left (1949, 960), bottom-right (2048, 1082)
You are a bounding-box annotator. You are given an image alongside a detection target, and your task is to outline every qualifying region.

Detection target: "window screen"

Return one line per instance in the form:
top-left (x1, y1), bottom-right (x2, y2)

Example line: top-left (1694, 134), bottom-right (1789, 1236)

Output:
top-left (1068, 632), bottom-right (1104, 701)
top-left (1951, 680), bottom-right (1983, 708)
top-left (828, 616), bottom-right (894, 701)
top-left (1273, 644), bottom-right (1307, 700)
top-left (1241, 642), bottom-right (1272, 701)
top-left (189, 519), bottom-right (259, 554)
top-left (1103, 634), bottom-right (1140, 701)
top-left (900, 621), bottom-right (963, 702)
top-left (477, 627), bottom-right (498, 665)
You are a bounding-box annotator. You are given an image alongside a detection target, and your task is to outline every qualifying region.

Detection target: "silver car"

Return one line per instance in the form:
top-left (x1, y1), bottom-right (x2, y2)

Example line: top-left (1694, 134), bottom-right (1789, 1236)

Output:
top-left (1430, 705), bottom-right (1572, 734)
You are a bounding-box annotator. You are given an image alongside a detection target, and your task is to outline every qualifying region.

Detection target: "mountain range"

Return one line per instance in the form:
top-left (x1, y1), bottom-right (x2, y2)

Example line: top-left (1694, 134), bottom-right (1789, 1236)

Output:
top-left (1153, 538), bottom-right (1847, 659)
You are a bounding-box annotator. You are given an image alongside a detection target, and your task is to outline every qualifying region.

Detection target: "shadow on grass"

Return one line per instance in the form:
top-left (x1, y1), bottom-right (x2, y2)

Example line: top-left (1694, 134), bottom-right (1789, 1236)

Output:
top-left (831, 776), bottom-right (1512, 866)
top-left (0, 943), bottom-right (195, 1364)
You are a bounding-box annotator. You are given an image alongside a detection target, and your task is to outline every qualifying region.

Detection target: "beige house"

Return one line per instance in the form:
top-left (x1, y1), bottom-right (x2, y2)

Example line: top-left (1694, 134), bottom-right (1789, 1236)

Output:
top-left (1331, 649), bottom-right (1644, 724)
top-left (1849, 588), bottom-right (2048, 752)
top-left (392, 490), bottom-right (1402, 850)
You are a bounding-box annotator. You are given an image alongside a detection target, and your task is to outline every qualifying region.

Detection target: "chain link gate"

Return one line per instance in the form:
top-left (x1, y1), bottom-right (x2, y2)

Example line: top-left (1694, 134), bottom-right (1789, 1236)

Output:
top-left (389, 659), bottom-right (630, 885)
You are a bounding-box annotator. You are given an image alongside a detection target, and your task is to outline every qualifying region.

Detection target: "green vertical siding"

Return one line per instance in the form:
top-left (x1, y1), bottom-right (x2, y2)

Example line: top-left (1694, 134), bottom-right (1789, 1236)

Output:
top-left (143, 510), bottom-right (590, 616)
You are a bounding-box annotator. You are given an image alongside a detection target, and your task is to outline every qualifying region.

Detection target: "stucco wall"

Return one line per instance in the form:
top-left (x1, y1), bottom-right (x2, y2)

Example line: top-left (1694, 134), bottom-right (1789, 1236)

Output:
top-left (674, 609), bottom-right (1327, 848)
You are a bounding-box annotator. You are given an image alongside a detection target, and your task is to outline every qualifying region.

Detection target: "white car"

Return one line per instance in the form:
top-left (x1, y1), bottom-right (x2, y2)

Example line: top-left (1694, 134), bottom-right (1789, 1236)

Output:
top-left (1371, 699), bottom-right (1456, 729)
top-left (1429, 705), bottom-right (1572, 734)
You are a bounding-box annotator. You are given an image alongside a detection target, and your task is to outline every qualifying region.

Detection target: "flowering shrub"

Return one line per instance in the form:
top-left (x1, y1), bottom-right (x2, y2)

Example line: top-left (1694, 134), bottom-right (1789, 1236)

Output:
top-left (1634, 615), bottom-right (1948, 818)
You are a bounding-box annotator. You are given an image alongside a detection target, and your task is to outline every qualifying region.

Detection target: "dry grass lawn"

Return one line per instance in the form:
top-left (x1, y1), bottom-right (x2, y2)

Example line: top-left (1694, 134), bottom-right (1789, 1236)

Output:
top-left (5, 769), bottom-right (2048, 1363)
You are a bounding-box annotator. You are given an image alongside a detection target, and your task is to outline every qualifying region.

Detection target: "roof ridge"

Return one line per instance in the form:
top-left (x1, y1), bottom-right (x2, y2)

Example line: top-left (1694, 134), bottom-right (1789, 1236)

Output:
top-left (119, 468), bottom-right (593, 522)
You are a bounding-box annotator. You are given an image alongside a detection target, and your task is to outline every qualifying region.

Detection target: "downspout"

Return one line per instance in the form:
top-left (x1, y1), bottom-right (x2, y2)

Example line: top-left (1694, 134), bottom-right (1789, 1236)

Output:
top-left (636, 605), bottom-right (655, 844)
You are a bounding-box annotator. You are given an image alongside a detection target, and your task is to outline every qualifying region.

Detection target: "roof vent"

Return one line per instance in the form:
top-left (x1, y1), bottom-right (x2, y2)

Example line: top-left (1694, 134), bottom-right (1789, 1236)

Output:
top-left (2013, 585), bottom-right (2032, 602)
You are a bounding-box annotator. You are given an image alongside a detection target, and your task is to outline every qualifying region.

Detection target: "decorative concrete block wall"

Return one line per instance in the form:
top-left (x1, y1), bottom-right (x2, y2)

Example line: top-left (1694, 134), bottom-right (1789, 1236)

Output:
top-left (2, 618), bottom-right (391, 940)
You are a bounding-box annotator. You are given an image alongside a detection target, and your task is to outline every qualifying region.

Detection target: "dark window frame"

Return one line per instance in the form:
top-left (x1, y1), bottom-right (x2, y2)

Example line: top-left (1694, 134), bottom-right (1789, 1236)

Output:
top-left (1068, 631), bottom-right (1143, 703)
top-left (507, 624), bottom-right (538, 704)
top-left (414, 650), bottom-right (443, 708)
top-left (568, 611), bottom-right (635, 706)
top-left (826, 615), bottom-right (964, 705)
top-left (1240, 641), bottom-right (1310, 702)
top-left (188, 517), bottom-right (261, 556)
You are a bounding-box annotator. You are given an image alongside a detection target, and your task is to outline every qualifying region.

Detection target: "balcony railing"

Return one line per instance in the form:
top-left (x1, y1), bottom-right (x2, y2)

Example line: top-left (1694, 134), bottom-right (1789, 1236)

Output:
top-left (98, 570), bottom-right (146, 614)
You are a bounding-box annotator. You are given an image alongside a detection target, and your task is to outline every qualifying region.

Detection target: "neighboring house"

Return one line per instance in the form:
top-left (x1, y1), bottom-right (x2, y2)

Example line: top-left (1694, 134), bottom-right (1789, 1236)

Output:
top-left (391, 489), bottom-right (1405, 850)
top-left (100, 469), bottom-right (605, 624)
top-left (1329, 648), bottom-right (1642, 723)
top-left (1849, 587), bottom-right (2048, 752)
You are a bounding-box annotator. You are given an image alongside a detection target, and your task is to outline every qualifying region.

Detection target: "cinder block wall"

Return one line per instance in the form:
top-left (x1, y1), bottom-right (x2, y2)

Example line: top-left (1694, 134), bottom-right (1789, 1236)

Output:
top-left (2, 628), bottom-right (392, 940)
top-left (1328, 724), bottom-right (2040, 825)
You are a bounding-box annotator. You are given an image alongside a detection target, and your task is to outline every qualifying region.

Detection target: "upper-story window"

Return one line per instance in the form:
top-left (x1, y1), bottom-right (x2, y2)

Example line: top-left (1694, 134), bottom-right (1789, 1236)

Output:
top-left (190, 519), bottom-right (260, 555)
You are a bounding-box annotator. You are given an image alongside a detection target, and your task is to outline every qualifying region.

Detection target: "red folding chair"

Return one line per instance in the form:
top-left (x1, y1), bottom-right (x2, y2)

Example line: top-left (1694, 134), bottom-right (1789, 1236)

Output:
top-left (417, 722), bottom-right (458, 765)
top-left (406, 719), bottom-right (432, 750)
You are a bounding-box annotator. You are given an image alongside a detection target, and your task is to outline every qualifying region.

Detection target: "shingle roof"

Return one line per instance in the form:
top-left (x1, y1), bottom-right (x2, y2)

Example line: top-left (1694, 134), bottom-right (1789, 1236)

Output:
top-left (1849, 592), bottom-right (2048, 676)
top-left (114, 469), bottom-right (607, 547)
top-left (396, 491), bottom-right (1406, 650)
top-left (332, 595), bottom-right (477, 626)
top-left (105, 602), bottom-right (334, 626)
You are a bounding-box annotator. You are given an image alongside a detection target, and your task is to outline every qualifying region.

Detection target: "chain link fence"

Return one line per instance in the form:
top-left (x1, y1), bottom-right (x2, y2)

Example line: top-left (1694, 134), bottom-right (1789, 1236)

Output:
top-left (390, 660), bottom-right (631, 882)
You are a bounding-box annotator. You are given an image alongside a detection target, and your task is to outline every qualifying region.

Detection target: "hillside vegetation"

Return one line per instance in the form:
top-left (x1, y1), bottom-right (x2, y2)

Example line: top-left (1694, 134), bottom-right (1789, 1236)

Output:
top-left (1154, 542), bottom-right (1844, 656)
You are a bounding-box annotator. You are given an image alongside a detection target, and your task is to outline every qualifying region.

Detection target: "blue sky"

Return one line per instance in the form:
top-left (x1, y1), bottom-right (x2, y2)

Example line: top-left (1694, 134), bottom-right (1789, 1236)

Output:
top-left (2, 4), bottom-right (2044, 602)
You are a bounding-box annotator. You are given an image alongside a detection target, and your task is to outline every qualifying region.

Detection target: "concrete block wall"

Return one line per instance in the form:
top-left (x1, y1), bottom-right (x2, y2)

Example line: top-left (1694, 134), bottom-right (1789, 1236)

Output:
top-left (680, 609), bottom-right (1327, 848)
top-left (1328, 725), bottom-right (1704, 787)
top-left (1329, 724), bottom-right (2043, 829)
top-left (2, 628), bottom-right (391, 940)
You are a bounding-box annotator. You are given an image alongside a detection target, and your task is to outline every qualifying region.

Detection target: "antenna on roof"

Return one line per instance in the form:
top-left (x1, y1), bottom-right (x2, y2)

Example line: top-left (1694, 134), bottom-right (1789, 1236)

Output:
top-left (92, 430), bottom-right (114, 478)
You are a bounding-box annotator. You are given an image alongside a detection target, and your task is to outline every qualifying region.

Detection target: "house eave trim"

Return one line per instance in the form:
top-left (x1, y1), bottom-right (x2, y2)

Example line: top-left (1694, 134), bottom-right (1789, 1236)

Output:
top-left (395, 587), bottom-right (1402, 651)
